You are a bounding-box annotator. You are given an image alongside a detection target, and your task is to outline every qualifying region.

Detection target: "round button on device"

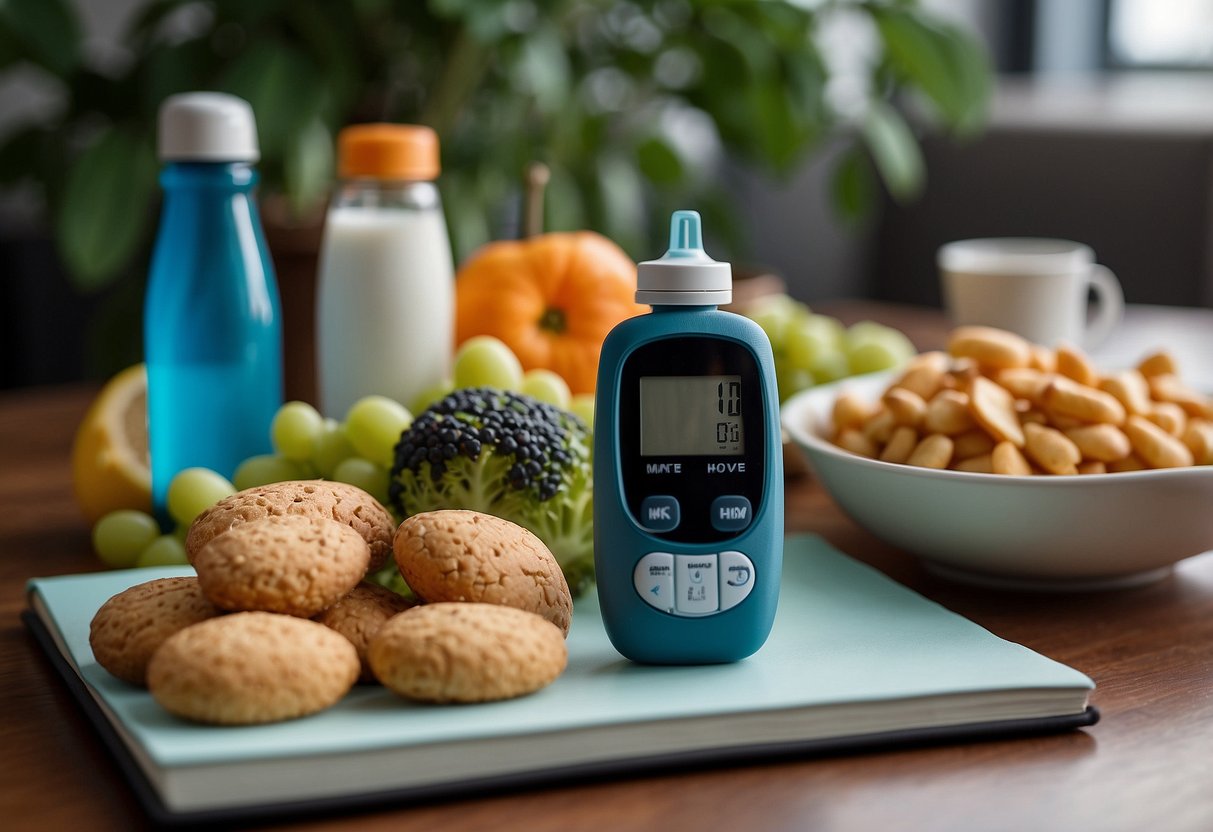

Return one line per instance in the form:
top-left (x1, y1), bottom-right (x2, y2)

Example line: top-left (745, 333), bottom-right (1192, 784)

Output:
top-left (710, 495), bottom-right (752, 532)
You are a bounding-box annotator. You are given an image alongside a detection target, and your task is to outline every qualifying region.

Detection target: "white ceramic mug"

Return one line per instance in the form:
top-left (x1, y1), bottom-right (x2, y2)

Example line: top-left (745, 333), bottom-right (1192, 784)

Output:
top-left (938, 238), bottom-right (1125, 347)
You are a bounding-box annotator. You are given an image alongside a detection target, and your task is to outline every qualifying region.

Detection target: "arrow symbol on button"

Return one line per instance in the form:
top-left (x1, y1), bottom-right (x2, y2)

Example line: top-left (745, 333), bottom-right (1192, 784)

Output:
top-left (650, 585), bottom-right (661, 596)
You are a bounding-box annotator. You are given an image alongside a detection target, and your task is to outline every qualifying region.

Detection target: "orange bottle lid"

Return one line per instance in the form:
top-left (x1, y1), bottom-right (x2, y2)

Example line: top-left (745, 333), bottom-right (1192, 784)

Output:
top-left (337, 123), bottom-right (440, 181)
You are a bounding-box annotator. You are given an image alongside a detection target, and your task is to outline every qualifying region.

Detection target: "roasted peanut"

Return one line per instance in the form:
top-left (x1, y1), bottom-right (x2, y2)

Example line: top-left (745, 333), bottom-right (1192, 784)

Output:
top-left (1146, 402), bottom-right (1187, 437)
top-left (1099, 370), bottom-right (1152, 417)
top-left (969, 376), bottom-right (1025, 446)
top-left (894, 365), bottom-right (945, 401)
top-left (1148, 374), bottom-right (1210, 417)
top-left (1028, 344), bottom-right (1056, 373)
top-left (879, 426), bottom-right (918, 464)
top-left (1137, 350), bottom-right (1177, 378)
top-left (861, 409), bottom-right (896, 445)
top-left (948, 326), bottom-right (1031, 370)
top-left (1023, 422), bottom-right (1081, 475)
top-left (1077, 460), bottom-right (1107, 475)
top-left (996, 368), bottom-right (1051, 403)
top-left (1124, 415), bottom-right (1194, 469)
top-left (952, 429), bottom-right (996, 460)
top-left (905, 434), bottom-right (953, 469)
top-left (1107, 453), bottom-right (1146, 473)
top-left (953, 453), bottom-right (994, 473)
top-left (883, 387), bottom-right (928, 428)
top-left (1062, 424), bottom-right (1132, 463)
top-left (836, 429), bottom-right (878, 459)
top-left (832, 391), bottom-right (874, 433)
top-left (1042, 377), bottom-right (1126, 425)
top-left (923, 390), bottom-right (975, 435)
top-left (1055, 342), bottom-right (1099, 387)
top-left (991, 441), bottom-right (1032, 476)
top-left (1182, 420), bottom-right (1213, 465)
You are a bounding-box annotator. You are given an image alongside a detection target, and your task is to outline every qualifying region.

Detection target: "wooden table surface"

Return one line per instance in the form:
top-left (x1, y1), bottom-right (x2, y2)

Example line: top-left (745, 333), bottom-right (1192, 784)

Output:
top-left (3, 303), bottom-right (1212, 832)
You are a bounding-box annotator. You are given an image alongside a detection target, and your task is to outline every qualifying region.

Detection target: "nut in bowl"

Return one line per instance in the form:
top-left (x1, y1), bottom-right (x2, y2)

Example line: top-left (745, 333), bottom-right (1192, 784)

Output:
top-left (781, 328), bottom-right (1213, 590)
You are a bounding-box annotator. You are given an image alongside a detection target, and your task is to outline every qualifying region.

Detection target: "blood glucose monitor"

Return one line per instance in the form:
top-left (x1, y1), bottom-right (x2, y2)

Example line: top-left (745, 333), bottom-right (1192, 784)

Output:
top-left (594, 210), bottom-right (783, 664)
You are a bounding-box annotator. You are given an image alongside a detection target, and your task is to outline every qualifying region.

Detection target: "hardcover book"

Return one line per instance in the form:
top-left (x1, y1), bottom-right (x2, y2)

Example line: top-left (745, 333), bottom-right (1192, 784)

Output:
top-left (24, 534), bottom-right (1097, 825)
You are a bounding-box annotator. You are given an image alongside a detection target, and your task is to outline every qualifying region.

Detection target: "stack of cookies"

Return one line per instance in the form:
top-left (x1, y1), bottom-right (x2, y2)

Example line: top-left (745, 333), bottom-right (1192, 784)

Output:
top-left (89, 481), bottom-right (573, 726)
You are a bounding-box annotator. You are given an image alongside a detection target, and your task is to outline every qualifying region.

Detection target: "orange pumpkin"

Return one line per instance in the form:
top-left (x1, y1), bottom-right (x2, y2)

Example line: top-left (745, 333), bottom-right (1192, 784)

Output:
top-left (455, 231), bottom-right (646, 394)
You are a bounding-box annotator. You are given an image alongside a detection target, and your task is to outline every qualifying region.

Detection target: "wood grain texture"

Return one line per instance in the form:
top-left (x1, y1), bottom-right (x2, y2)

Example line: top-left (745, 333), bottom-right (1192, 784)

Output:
top-left (3, 305), bottom-right (1213, 832)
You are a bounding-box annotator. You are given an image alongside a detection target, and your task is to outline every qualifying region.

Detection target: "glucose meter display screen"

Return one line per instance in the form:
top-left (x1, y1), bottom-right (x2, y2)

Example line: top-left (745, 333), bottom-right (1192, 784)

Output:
top-left (639, 375), bottom-right (744, 456)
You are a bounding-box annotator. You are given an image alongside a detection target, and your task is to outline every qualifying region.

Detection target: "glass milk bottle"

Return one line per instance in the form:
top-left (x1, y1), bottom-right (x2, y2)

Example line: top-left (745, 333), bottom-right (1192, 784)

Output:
top-left (144, 92), bottom-right (282, 514)
top-left (316, 124), bottom-right (455, 418)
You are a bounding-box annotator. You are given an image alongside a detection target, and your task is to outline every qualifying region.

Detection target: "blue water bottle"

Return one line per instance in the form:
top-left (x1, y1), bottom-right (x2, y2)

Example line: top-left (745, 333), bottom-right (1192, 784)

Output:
top-left (144, 92), bottom-right (282, 514)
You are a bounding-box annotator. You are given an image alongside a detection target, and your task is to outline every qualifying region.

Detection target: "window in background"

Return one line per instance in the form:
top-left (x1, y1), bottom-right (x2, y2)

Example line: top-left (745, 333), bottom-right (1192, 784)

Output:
top-left (1109, 0), bottom-right (1213, 67)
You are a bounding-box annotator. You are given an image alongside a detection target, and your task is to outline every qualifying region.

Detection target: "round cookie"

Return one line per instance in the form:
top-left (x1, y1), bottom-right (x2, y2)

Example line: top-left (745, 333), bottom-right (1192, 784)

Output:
top-left (194, 514), bottom-right (370, 617)
top-left (393, 510), bottom-right (572, 636)
top-left (314, 582), bottom-right (415, 682)
top-left (148, 612), bottom-right (359, 725)
top-left (89, 577), bottom-right (223, 686)
top-left (186, 480), bottom-right (395, 571)
top-left (368, 603), bottom-right (567, 703)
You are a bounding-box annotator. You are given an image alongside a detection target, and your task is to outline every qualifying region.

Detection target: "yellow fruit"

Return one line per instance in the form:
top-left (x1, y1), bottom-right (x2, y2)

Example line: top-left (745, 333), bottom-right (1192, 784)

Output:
top-left (71, 364), bottom-right (152, 523)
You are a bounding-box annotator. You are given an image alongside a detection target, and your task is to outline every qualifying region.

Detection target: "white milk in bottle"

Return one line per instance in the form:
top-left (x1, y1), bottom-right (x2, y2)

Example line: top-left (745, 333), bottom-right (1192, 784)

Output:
top-left (316, 124), bottom-right (454, 418)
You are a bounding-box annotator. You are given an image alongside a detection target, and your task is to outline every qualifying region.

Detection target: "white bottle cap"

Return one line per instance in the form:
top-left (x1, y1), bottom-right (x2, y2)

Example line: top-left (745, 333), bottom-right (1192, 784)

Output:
top-left (158, 92), bottom-right (260, 163)
top-left (636, 210), bottom-right (732, 306)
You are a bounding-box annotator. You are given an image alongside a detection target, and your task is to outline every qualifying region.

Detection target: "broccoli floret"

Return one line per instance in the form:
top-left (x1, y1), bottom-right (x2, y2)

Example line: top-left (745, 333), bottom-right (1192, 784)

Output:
top-left (387, 388), bottom-right (595, 595)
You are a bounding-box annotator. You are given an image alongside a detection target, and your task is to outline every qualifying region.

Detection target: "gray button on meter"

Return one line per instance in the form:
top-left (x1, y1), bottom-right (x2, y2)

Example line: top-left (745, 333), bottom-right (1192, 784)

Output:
top-left (639, 495), bottom-right (680, 532)
top-left (710, 495), bottom-right (752, 532)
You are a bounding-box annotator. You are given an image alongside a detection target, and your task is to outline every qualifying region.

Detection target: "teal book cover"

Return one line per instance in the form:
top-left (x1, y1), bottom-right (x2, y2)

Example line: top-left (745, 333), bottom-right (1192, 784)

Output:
top-left (24, 534), bottom-right (1096, 825)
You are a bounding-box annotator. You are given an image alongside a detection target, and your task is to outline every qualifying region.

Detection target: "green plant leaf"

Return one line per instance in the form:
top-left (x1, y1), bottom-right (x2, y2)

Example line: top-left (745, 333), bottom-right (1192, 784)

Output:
top-left (861, 100), bottom-right (924, 201)
top-left (283, 117), bottom-right (334, 217)
top-left (596, 154), bottom-right (645, 253)
top-left (830, 145), bottom-right (875, 224)
top-left (56, 127), bottom-right (157, 292)
top-left (869, 6), bottom-right (990, 134)
top-left (218, 40), bottom-right (324, 161)
top-left (636, 136), bottom-right (684, 186)
top-left (0, 124), bottom-right (49, 184)
top-left (0, 0), bottom-right (80, 77)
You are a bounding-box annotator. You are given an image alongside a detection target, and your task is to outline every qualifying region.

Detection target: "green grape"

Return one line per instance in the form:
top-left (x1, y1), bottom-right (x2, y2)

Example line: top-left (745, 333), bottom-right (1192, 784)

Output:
top-left (745, 294), bottom-right (804, 343)
top-left (811, 351), bottom-right (852, 384)
top-left (136, 534), bottom-right (189, 568)
top-left (233, 454), bottom-right (310, 491)
top-left (312, 422), bottom-right (356, 478)
top-left (344, 395), bottom-right (412, 468)
top-left (520, 369), bottom-right (572, 409)
top-left (453, 335), bottom-right (524, 390)
top-left (785, 319), bottom-right (835, 371)
top-left (332, 457), bottom-right (390, 505)
top-left (409, 379), bottom-right (456, 415)
top-left (777, 365), bottom-right (816, 403)
top-left (570, 393), bottom-right (595, 429)
top-left (846, 322), bottom-right (917, 375)
top-left (166, 467), bottom-right (236, 528)
top-left (271, 400), bottom-right (325, 461)
top-left (92, 510), bottom-right (160, 569)
top-left (807, 314), bottom-right (847, 351)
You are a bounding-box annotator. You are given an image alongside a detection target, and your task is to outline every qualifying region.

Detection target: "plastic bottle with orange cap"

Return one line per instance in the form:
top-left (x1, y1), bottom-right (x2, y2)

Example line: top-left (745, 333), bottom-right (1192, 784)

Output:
top-left (316, 123), bottom-right (455, 418)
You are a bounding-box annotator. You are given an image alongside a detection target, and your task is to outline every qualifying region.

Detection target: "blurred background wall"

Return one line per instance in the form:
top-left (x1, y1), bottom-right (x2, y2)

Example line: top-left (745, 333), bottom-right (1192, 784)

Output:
top-left (2, 0), bottom-right (1212, 390)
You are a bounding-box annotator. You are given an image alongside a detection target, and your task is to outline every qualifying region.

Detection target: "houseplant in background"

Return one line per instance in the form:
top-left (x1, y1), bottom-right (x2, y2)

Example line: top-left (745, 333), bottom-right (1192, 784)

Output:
top-left (0, 0), bottom-right (989, 383)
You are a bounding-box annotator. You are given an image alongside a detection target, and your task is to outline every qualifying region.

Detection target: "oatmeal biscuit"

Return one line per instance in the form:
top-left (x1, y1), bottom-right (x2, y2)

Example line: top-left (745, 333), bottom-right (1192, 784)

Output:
top-left (368, 603), bottom-right (567, 703)
top-left (186, 480), bottom-right (394, 570)
top-left (393, 510), bottom-right (572, 636)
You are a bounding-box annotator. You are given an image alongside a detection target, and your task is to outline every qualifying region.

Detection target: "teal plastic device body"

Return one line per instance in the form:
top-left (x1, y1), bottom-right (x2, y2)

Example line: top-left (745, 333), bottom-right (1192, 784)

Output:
top-left (593, 306), bottom-right (783, 664)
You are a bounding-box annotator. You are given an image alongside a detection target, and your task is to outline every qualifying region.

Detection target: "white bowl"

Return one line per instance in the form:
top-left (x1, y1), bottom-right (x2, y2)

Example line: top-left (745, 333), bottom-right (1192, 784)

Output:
top-left (781, 371), bottom-right (1213, 590)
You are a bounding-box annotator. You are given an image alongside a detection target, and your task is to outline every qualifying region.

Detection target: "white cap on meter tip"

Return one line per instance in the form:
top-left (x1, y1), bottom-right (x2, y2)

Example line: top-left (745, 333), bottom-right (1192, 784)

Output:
top-left (158, 92), bottom-right (260, 162)
top-left (636, 210), bottom-right (732, 306)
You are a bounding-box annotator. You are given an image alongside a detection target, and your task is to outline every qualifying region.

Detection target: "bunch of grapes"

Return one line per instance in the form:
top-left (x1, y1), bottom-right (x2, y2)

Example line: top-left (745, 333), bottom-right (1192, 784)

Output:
top-left (742, 295), bottom-right (916, 402)
top-left (90, 336), bottom-right (596, 569)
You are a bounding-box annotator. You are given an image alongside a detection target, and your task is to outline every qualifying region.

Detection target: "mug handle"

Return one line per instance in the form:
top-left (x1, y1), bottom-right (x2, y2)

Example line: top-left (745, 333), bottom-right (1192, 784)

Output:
top-left (1084, 264), bottom-right (1124, 349)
